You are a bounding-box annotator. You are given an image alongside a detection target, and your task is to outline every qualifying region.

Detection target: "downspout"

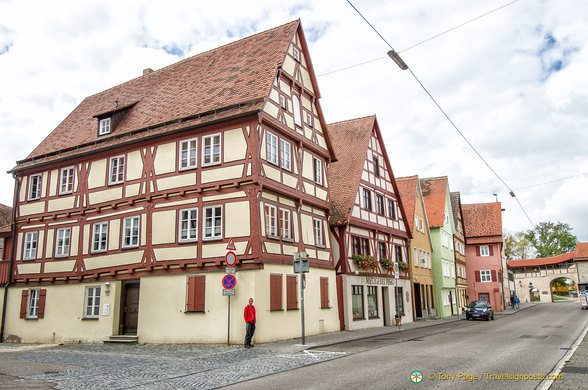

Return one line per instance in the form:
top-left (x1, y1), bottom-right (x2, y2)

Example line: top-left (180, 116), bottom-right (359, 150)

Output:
top-left (0, 173), bottom-right (20, 341)
top-left (499, 242), bottom-right (507, 310)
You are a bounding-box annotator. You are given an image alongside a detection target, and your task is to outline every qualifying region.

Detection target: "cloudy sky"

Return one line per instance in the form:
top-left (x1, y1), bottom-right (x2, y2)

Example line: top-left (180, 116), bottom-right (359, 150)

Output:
top-left (0, 0), bottom-right (587, 242)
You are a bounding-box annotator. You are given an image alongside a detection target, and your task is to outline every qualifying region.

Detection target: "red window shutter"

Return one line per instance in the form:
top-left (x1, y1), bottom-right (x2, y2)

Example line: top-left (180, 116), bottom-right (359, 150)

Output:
top-left (194, 276), bottom-right (206, 312)
top-left (187, 276), bottom-right (205, 312)
top-left (474, 271), bottom-right (481, 282)
top-left (489, 246), bottom-right (494, 256)
top-left (20, 290), bottom-right (28, 319)
top-left (37, 289), bottom-right (47, 319)
top-left (270, 274), bottom-right (282, 310)
top-left (320, 277), bottom-right (329, 308)
top-left (491, 270), bottom-right (497, 282)
top-left (475, 246), bottom-right (480, 256)
top-left (187, 276), bottom-right (196, 311)
top-left (287, 275), bottom-right (297, 310)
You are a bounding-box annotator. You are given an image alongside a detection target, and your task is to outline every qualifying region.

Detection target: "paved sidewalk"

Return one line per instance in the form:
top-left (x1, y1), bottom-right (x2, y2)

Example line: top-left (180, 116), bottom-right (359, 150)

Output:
top-left (547, 316), bottom-right (588, 390)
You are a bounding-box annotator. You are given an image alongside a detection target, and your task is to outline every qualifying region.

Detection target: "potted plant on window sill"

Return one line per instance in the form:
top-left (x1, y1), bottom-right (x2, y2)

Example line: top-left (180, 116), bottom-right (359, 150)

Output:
top-left (398, 261), bottom-right (409, 274)
top-left (352, 254), bottom-right (378, 272)
top-left (379, 258), bottom-right (393, 273)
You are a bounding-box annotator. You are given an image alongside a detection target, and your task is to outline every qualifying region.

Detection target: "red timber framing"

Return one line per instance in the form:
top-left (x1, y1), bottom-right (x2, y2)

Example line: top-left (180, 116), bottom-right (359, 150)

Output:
top-left (9, 23), bottom-right (337, 288)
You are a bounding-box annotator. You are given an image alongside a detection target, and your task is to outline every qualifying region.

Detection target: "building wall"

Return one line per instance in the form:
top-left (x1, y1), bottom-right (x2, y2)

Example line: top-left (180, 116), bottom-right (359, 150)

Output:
top-left (512, 263), bottom-right (578, 303)
top-left (465, 243), bottom-right (504, 310)
top-left (431, 228), bottom-right (457, 317)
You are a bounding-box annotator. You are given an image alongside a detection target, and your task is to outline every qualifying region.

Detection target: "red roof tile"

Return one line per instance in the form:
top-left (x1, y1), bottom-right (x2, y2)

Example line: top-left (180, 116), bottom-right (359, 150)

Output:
top-left (396, 176), bottom-right (418, 232)
top-left (462, 202), bottom-right (503, 243)
top-left (574, 243), bottom-right (588, 260)
top-left (327, 116), bottom-right (376, 225)
top-left (15, 21), bottom-right (300, 170)
top-left (420, 177), bottom-right (449, 228)
top-left (0, 203), bottom-right (12, 227)
top-left (509, 251), bottom-right (575, 267)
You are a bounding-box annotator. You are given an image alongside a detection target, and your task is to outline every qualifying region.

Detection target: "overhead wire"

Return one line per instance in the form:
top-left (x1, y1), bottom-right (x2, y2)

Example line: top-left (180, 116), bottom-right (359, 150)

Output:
top-left (345, 0), bottom-right (535, 228)
top-left (319, 0), bottom-right (520, 77)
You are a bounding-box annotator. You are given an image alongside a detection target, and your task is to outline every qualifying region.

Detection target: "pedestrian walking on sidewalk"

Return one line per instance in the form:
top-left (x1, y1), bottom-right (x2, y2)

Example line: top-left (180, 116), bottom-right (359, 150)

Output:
top-left (514, 296), bottom-right (520, 309)
top-left (244, 297), bottom-right (256, 348)
top-left (510, 295), bottom-right (515, 309)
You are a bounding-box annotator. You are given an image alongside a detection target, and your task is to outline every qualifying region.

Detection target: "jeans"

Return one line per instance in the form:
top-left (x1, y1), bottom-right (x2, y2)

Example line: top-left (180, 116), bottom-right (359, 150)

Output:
top-left (245, 322), bottom-right (256, 346)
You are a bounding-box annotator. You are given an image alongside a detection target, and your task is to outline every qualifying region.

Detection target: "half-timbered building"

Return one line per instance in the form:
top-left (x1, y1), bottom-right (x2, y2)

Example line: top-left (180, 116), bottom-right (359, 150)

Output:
top-left (396, 175), bottom-right (436, 319)
top-left (3, 20), bottom-right (340, 344)
top-left (450, 192), bottom-right (468, 313)
top-left (328, 116), bottom-right (412, 330)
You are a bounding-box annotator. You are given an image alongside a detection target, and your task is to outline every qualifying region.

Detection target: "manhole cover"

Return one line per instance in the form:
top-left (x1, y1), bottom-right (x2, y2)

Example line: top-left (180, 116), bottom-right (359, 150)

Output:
top-left (519, 335), bottom-right (548, 339)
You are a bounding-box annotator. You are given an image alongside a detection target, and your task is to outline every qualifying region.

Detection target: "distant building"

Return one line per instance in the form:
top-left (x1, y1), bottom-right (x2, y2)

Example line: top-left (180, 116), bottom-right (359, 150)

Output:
top-left (450, 192), bottom-right (467, 314)
top-left (396, 175), bottom-right (436, 319)
top-left (421, 177), bottom-right (457, 317)
top-left (462, 202), bottom-right (506, 311)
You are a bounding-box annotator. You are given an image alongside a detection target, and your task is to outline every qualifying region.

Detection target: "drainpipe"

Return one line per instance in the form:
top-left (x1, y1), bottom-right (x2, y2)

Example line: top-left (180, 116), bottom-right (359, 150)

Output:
top-left (0, 174), bottom-right (20, 341)
top-left (499, 242), bottom-right (507, 310)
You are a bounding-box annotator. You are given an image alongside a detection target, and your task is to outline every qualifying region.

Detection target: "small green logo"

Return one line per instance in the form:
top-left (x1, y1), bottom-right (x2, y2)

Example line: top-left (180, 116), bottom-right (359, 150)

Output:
top-left (411, 370), bottom-right (423, 383)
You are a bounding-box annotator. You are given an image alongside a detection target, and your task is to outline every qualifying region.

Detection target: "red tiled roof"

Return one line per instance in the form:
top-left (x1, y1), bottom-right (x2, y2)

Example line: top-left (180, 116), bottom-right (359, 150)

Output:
top-left (450, 192), bottom-right (461, 226)
top-left (327, 116), bottom-right (376, 225)
top-left (462, 202), bottom-right (503, 242)
top-left (0, 203), bottom-right (12, 227)
top-left (509, 251), bottom-right (575, 267)
top-left (420, 176), bottom-right (448, 228)
top-left (574, 243), bottom-right (588, 260)
top-left (14, 21), bottom-right (301, 170)
top-left (396, 176), bottom-right (418, 232)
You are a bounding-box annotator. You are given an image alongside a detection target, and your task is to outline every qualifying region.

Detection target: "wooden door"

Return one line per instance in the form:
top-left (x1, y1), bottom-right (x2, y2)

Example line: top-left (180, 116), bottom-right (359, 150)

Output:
top-left (121, 282), bottom-right (140, 335)
top-left (414, 283), bottom-right (423, 318)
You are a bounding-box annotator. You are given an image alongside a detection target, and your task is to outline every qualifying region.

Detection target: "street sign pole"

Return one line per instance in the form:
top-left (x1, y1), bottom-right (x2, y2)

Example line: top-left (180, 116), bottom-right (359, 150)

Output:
top-left (300, 255), bottom-right (305, 345)
top-left (227, 294), bottom-right (230, 346)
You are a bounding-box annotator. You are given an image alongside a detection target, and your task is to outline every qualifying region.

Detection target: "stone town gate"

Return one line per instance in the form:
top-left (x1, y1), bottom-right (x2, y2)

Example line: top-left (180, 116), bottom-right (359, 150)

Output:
top-left (511, 262), bottom-right (578, 303)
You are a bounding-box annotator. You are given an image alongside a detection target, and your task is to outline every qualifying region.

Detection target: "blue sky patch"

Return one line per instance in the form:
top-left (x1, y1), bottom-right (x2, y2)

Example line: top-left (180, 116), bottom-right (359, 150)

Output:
top-left (0, 42), bottom-right (12, 55)
top-left (163, 44), bottom-right (185, 57)
top-left (537, 32), bottom-right (578, 81)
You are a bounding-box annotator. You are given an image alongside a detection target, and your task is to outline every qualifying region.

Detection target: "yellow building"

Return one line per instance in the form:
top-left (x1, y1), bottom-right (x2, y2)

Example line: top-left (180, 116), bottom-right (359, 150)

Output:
top-left (396, 175), bottom-right (436, 319)
top-left (4, 21), bottom-right (340, 344)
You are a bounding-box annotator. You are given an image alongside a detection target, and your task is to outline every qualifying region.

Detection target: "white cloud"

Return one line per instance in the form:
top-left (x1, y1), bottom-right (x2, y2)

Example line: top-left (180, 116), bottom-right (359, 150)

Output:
top-left (0, 0), bottom-right (586, 242)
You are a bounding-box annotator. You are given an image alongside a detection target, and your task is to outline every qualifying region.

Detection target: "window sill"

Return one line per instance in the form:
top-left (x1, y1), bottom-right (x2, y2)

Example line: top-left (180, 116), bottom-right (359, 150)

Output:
top-left (82, 317), bottom-right (99, 321)
top-left (59, 191), bottom-right (73, 196)
top-left (179, 166), bottom-right (198, 172)
top-left (202, 162), bottom-right (221, 168)
top-left (184, 311), bottom-right (206, 314)
top-left (90, 250), bottom-right (107, 255)
top-left (121, 245), bottom-right (139, 250)
top-left (54, 255), bottom-right (70, 259)
top-left (24, 317), bottom-right (38, 321)
top-left (178, 239), bottom-right (198, 244)
top-left (108, 182), bottom-right (124, 186)
top-left (368, 316), bottom-right (380, 320)
top-left (266, 235), bottom-right (280, 241)
top-left (287, 308), bottom-right (299, 311)
top-left (269, 309), bottom-right (284, 312)
top-left (320, 306), bottom-right (331, 309)
top-left (316, 244), bottom-right (326, 249)
top-left (202, 237), bottom-right (222, 242)
top-left (353, 317), bottom-right (366, 321)
top-left (282, 237), bottom-right (294, 243)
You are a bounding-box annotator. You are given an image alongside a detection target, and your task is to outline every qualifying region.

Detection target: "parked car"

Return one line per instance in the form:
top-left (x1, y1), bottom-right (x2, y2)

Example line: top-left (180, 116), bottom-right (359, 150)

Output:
top-left (465, 301), bottom-right (494, 321)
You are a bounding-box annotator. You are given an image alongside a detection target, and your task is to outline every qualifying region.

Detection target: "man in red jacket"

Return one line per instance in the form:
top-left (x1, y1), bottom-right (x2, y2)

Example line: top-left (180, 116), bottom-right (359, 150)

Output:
top-left (243, 297), bottom-right (256, 348)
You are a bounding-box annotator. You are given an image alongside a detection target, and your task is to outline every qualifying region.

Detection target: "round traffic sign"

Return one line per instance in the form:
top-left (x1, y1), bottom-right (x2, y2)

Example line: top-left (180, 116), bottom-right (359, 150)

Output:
top-left (222, 274), bottom-right (237, 290)
top-left (225, 251), bottom-right (237, 266)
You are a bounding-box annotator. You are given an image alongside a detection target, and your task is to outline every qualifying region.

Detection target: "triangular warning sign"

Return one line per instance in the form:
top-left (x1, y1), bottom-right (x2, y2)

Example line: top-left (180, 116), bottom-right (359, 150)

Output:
top-left (226, 238), bottom-right (236, 251)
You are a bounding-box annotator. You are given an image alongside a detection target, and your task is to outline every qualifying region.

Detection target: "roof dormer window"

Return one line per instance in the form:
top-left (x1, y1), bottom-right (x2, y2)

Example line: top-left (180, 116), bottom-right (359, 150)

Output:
top-left (99, 118), bottom-right (111, 136)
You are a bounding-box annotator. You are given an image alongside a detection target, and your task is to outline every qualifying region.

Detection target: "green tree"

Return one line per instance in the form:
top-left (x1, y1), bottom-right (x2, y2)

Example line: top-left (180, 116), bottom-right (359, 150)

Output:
top-left (504, 231), bottom-right (533, 260)
top-left (524, 222), bottom-right (578, 258)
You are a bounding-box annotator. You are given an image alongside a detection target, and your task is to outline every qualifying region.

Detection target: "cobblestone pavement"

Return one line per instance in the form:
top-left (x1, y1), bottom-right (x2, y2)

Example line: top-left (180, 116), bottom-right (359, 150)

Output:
top-left (548, 323), bottom-right (588, 390)
top-left (10, 344), bottom-right (346, 389)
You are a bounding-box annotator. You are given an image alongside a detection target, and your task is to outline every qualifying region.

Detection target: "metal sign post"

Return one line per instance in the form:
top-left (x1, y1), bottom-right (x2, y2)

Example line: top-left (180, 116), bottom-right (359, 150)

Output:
top-left (227, 295), bottom-right (230, 346)
top-left (293, 251), bottom-right (309, 345)
top-left (223, 239), bottom-right (237, 346)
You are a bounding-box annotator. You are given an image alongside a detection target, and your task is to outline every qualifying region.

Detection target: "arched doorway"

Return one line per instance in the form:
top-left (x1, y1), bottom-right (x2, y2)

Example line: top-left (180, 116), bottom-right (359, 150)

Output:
top-left (550, 277), bottom-right (576, 302)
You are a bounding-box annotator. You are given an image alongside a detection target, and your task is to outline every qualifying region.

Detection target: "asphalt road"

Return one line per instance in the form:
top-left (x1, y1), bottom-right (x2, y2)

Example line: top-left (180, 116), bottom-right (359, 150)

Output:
top-left (227, 301), bottom-right (588, 390)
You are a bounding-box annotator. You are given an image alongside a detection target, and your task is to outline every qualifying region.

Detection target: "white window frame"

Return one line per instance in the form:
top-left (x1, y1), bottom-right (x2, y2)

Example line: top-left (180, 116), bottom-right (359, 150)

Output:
top-left (92, 222), bottom-right (108, 253)
top-left (264, 204), bottom-right (278, 237)
top-left (442, 290), bottom-right (450, 306)
top-left (314, 218), bottom-right (324, 246)
top-left (202, 133), bottom-right (221, 166)
top-left (59, 166), bottom-right (74, 195)
top-left (28, 174), bottom-right (42, 200)
top-left (313, 157), bottom-right (323, 185)
top-left (84, 286), bottom-right (101, 318)
top-left (280, 139), bottom-right (291, 171)
top-left (281, 209), bottom-right (291, 239)
top-left (108, 155), bottom-right (125, 185)
top-left (179, 137), bottom-right (198, 170)
top-left (292, 94), bottom-right (302, 127)
top-left (293, 47), bottom-right (300, 62)
top-left (306, 112), bottom-right (313, 127)
top-left (266, 132), bottom-right (278, 165)
top-left (26, 289), bottom-right (40, 319)
top-left (203, 205), bottom-right (223, 240)
top-left (122, 216), bottom-right (140, 249)
top-left (481, 269), bottom-right (492, 282)
top-left (99, 118), bottom-right (111, 135)
top-left (480, 245), bottom-right (490, 256)
top-left (23, 231), bottom-right (38, 260)
top-left (376, 194), bottom-right (385, 215)
top-left (55, 227), bottom-right (71, 258)
top-left (280, 95), bottom-right (287, 109)
top-left (179, 208), bottom-right (198, 242)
